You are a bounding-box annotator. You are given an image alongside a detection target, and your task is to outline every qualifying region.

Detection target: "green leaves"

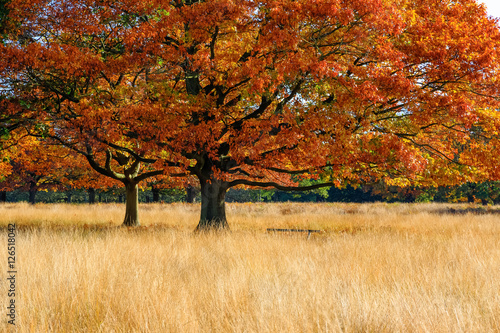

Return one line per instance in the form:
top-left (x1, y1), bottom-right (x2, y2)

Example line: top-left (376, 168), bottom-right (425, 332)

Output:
top-left (33, 123), bottom-right (49, 138)
top-left (0, 0), bottom-right (10, 41)
top-left (0, 126), bottom-right (10, 140)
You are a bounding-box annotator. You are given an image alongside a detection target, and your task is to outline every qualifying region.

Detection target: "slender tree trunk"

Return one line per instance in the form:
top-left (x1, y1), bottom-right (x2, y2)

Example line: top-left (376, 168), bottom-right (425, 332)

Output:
top-left (67, 192), bottom-right (72, 203)
top-left (467, 183), bottom-right (476, 203)
top-left (152, 186), bottom-right (160, 203)
top-left (28, 180), bottom-right (37, 205)
top-left (0, 191), bottom-right (6, 202)
top-left (123, 182), bottom-right (140, 227)
top-left (29, 189), bottom-right (37, 204)
top-left (467, 194), bottom-right (475, 203)
top-left (88, 188), bottom-right (96, 204)
top-left (186, 184), bottom-right (195, 203)
top-left (195, 179), bottom-right (229, 231)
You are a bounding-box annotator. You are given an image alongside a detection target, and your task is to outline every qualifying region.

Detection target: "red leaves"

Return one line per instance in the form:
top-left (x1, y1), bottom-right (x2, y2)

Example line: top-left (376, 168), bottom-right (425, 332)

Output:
top-left (2, 0), bottom-right (500, 193)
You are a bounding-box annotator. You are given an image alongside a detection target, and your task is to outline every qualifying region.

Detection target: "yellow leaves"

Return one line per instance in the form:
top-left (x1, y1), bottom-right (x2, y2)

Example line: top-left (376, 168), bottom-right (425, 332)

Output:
top-left (385, 177), bottom-right (411, 187)
top-left (476, 107), bottom-right (500, 125)
top-left (0, 161), bottom-right (13, 179)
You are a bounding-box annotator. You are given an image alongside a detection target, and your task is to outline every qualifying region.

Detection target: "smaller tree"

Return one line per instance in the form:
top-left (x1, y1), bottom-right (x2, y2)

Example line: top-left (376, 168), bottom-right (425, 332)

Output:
top-left (0, 137), bottom-right (73, 203)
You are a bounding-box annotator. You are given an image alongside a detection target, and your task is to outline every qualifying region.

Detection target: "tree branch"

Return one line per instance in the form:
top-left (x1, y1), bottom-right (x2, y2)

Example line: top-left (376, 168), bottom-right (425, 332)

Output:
top-left (134, 169), bottom-right (165, 183)
top-left (228, 179), bottom-right (335, 191)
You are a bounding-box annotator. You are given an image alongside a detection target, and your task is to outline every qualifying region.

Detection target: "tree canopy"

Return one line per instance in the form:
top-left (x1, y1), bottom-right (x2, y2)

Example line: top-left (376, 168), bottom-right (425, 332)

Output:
top-left (1, 0), bottom-right (500, 229)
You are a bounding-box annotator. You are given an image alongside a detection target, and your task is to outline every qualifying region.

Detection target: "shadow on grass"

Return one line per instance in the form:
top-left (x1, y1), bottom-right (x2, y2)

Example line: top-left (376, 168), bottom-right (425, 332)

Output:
top-left (433, 207), bottom-right (500, 215)
top-left (0, 223), bottom-right (184, 234)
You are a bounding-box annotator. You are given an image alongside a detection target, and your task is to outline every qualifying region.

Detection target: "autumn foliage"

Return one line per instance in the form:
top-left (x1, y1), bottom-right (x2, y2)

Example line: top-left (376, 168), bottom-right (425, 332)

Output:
top-left (1, 0), bottom-right (500, 229)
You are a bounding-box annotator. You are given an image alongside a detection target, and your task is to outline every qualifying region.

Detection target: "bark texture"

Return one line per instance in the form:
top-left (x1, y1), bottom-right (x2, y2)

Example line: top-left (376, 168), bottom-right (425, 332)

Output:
top-left (195, 179), bottom-right (229, 231)
top-left (123, 182), bottom-right (139, 227)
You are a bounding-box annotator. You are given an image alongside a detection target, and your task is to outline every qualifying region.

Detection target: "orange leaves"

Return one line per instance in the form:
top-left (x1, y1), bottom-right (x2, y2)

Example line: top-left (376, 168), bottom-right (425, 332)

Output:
top-left (1, 136), bottom-right (79, 191)
top-left (401, 0), bottom-right (500, 74)
top-left (2, 0), bottom-right (500, 196)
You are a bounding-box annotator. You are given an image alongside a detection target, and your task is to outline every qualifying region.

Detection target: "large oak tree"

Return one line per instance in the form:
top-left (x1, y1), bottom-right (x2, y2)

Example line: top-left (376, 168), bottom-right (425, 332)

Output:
top-left (1, 0), bottom-right (500, 229)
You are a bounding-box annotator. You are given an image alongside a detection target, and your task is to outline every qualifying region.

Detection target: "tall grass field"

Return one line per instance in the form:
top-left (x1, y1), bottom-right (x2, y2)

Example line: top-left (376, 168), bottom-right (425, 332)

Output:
top-left (0, 202), bottom-right (499, 332)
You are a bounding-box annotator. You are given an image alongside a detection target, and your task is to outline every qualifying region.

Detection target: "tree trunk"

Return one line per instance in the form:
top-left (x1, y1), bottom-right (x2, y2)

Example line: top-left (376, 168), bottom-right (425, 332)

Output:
top-left (88, 188), bottom-right (96, 204)
top-left (0, 191), bottom-right (6, 202)
top-left (123, 182), bottom-right (140, 227)
top-left (29, 189), bottom-right (37, 204)
top-left (28, 181), bottom-right (37, 205)
top-left (467, 194), bottom-right (475, 203)
top-left (67, 192), bottom-right (72, 203)
top-left (152, 186), bottom-right (160, 202)
top-left (195, 179), bottom-right (229, 231)
top-left (186, 184), bottom-right (195, 203)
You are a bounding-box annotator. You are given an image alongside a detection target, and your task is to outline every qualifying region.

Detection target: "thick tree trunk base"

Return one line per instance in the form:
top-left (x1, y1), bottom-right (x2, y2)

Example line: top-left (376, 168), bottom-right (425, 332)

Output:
top-left (194, 179), bottom-right (229, 231)
top-left (123, 219), bottom-right (140, 227)
top-left (195, 218), bottom-right (230, 232)
top-left (123, 182), bottom-right (140, 227)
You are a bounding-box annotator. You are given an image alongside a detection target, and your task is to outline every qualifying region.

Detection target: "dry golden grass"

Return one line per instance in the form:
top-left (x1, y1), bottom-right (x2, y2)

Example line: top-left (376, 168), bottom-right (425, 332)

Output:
top-left (0, 202), bottom-right (499, 332)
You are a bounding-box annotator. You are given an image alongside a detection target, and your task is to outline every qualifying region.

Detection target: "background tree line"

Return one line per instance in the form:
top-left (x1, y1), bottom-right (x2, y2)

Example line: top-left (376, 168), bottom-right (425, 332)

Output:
top-left (2, 178), bottom-right (499, 205)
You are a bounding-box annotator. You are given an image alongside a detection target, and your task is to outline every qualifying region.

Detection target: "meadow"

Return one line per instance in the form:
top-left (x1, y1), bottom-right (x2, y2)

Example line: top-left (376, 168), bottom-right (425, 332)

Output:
top-left (0, 202), bottom-right (499, 332)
